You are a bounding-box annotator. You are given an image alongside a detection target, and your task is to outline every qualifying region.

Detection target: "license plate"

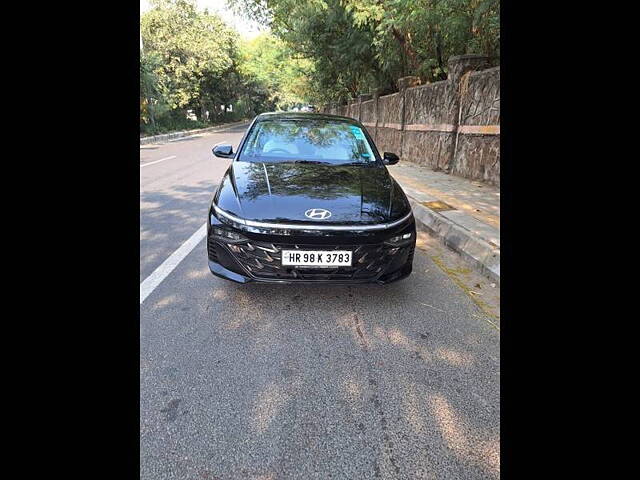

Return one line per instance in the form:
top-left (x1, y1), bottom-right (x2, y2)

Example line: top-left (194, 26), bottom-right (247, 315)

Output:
top-left (281, 250), bottom-right (352, 267)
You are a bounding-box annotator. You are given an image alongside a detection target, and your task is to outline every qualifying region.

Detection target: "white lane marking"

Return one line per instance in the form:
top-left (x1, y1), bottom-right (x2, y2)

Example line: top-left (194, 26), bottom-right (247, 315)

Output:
top-left (140, 155), bottom-right (177, 168)
top-left (140, 223), bottom-right (207, 305)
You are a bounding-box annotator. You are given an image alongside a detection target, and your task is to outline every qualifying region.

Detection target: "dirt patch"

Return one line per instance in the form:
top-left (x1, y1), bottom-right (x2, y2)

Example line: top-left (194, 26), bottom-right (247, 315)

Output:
top-left (415, 230), bottom-right (500, 328)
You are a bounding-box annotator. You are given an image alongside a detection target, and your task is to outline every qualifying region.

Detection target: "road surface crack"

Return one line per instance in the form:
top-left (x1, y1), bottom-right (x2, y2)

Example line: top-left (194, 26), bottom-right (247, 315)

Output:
top-left (353, 314), bottom-right (401, 477)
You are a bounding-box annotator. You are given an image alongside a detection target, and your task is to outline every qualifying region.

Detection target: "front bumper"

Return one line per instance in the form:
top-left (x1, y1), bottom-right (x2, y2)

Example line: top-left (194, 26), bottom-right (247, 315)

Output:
top-left (207, 217), bottom-right (416, 285)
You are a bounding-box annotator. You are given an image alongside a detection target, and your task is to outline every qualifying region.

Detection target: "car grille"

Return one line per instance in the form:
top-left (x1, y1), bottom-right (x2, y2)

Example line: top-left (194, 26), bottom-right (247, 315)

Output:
top-left (214, 239), bottom-right (411, 281)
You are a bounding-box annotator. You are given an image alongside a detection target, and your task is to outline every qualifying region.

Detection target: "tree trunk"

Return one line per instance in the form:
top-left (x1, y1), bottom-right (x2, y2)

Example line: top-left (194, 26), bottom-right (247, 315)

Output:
top-left (147, 98), bottom-right (156, 129)
top-left (392, 27), bottom-right (418, 76)
top-left (435, 31), bottom-right (447, 81)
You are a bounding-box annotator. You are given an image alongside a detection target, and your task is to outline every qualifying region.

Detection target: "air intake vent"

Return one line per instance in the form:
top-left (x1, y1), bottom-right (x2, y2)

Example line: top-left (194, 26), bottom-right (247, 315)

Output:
top-left (207, 240), bottom-right (219, 262)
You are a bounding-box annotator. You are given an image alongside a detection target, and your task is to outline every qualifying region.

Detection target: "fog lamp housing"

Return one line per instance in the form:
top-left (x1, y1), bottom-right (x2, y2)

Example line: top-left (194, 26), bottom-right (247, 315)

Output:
top-left (385, 232), bottom-right (412, 246)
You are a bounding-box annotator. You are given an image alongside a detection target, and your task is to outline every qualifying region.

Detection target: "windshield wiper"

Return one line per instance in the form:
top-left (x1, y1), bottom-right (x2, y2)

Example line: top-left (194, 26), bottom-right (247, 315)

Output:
top-left (292, 160), bottom-right (330, 165)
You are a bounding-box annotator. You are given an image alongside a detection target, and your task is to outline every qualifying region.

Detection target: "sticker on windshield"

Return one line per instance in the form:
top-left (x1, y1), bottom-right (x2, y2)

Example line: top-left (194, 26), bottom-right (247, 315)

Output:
top-left (350, 126), bottom-right (366, 140)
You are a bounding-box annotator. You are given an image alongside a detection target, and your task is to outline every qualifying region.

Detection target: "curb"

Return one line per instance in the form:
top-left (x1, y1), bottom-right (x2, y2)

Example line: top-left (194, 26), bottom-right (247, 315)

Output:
top-left (140, 120), bottom-right (249, 145)
top-left (408, 197), bottom-right (500, 284)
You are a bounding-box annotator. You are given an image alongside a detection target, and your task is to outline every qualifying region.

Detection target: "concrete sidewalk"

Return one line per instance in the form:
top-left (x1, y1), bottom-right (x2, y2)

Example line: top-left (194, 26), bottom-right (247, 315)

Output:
top-left (388, 162), bottom-right (500, 283)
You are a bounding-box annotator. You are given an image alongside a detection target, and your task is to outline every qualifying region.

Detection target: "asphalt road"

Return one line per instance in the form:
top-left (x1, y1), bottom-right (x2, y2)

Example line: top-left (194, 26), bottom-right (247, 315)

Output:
top-left (140, 123), bottom-right (500, 479)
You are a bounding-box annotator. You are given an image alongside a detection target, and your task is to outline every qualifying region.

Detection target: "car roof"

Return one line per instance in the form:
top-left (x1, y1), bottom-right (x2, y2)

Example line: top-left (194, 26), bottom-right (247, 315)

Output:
top-left (255, 111), bottom-right (361, 125)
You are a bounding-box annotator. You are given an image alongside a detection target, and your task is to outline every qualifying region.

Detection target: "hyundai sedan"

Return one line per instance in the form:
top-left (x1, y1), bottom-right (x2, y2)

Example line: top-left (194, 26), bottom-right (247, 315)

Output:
top-left (207, 112), bottom-right (416, 284)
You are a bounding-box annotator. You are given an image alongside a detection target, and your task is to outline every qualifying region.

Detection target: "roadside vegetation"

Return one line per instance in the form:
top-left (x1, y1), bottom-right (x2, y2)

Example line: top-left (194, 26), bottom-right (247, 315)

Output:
top-left (140, 0), bottom-right (311, 136)
top-left (140, 0), bottom-right (499, 136)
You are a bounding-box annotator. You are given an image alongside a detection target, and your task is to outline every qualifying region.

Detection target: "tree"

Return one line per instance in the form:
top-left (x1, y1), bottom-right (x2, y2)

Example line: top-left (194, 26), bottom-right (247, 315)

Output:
top-left (140, 0), bottom-right (498, 132)
top-left (141, 0), bottom-right (239, 116)
top-left (229, 0), bottom-right (388, 101)
top-left (140, 51), bottom-right (170, 129)
top-left (227, 0), bottom-right (499, 98)
top-left (342, 0), bottom-right (500, 81)
top-left (239, 33), bottom-right (313, 110)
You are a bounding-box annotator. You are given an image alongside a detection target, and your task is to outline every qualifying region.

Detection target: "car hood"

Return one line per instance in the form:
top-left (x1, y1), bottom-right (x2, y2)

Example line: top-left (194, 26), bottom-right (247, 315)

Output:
top-left (214, 161), bottom-right (410, 225)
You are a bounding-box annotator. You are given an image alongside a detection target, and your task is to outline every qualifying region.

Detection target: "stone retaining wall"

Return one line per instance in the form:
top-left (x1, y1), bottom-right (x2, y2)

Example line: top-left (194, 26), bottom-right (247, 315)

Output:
top-left (320, 55), bottom-right (500, 186)
top-left (377, 92), bottom-right (403, 156)
top-left (452, 67), bottom-right (500, 184)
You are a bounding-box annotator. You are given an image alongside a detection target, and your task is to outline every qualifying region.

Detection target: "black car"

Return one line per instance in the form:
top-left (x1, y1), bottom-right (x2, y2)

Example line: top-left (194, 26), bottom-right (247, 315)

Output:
top-left (207, 112), bottom-right (416, 284)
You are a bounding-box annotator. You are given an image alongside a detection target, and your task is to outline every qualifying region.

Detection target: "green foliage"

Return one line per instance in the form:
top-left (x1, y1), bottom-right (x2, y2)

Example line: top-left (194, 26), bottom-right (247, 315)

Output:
top-left (239, 33), bottom-right (313, 110)
top-left (139, 0), bottom-right (499, 134)
top-left (351, 0), bottom-right (501, 81)
top-left (227, 0), bottom-right (500, 101)
top-left (141, 0), bottom-right (239, 110)
top-left (140, 51), bottom-right (171, 129)
top-left (229, 0), bottom-right (386, 102)
top-left (140, 0), bottom-right (313, 134)
top-left (141, 0), bottom-right (246, 133)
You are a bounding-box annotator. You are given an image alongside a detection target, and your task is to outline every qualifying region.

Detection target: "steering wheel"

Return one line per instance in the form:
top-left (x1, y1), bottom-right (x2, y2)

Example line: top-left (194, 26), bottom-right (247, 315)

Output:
top-left (265, 148), bottom-right (291, 155)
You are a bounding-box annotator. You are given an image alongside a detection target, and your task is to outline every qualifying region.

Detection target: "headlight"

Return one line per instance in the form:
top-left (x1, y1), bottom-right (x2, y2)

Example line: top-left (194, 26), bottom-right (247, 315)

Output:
top-left (211, 226), bottom-right (247, 243)
top-left (385, 232), bottom-right (412, 246)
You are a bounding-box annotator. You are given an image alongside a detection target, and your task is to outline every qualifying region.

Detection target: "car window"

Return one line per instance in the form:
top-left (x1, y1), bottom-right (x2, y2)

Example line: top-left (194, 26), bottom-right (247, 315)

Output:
top-left (239, 119), bottom-right (376, 165)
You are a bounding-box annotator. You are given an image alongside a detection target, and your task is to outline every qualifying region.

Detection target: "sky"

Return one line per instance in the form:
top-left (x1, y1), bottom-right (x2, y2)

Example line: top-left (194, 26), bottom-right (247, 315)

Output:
top-left (140, 0), bottom-right (264, 39)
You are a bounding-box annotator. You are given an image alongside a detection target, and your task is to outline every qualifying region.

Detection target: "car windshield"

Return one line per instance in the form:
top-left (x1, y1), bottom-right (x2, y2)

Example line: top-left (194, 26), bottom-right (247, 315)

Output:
top-left (238, 119), bottom-right (377, 165)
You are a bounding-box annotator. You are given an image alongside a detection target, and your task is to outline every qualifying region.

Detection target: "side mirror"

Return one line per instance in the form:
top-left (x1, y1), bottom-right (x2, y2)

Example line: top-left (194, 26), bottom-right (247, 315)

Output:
top-left (212, 143), bottom-right (234, 158)
top-left (383, 152), bottom-right (400, 165)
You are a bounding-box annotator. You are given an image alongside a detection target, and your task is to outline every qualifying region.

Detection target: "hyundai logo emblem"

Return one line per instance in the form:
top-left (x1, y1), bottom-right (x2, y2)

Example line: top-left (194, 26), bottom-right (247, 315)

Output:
top-left (305, 208), bottom-right (332, 220)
